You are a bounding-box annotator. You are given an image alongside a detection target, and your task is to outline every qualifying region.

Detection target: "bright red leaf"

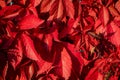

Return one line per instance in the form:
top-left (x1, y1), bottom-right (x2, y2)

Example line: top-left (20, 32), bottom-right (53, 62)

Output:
top-left (20, 33), bottom-right (40, 61)
top-left (18, 15), bottom-right (44, 30)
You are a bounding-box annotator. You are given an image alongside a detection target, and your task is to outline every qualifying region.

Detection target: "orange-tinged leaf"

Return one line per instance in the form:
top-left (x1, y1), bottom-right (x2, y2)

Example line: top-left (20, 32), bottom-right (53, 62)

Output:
top-left (61, 48), bottom-right (72, 79)
top-left (99, 6), bottom-right (109, 26)
top-left (44, 34), bottom-right (53, 52)
top-left (97, 73), bottom-right (104, 80)
top-left (0, 0), bottom-right (6, 8)
top-left (49, 0), bottom-right (74, 20)
top-left (108, 4), bottom-right (119, 17)
top-left (50, 0), bottom-right (64, 19)
top-left (26, 63), bottom-right (34, 80)
top-left (40, 0), bottom-right (55, 12)
top-left (63, 0), bottom-right (74, 18)
top-left (18, 15), bottom-right (44, 30)
top-left (34, 0), bottom-right (42, 7)
top-left (115, 0), bottom-right (120, 13)
top-left (20, 33), bottom-right (40, 61)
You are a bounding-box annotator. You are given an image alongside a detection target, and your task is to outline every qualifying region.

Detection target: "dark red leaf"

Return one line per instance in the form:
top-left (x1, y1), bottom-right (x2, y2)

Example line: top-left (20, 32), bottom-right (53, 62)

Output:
top-left (8, 39), bottom-right (23, 69)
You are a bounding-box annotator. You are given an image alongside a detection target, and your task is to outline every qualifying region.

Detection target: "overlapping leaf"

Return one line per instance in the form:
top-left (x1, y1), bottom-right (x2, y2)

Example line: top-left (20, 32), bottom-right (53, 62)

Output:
top-left (0, 0), bottom-right (120, 80)
top-left (18, 15), bottom-right (44, 30)
top-left (7, 38), bottom-right (23, 69)
top-left (20, 33), bottom-right (41, 61)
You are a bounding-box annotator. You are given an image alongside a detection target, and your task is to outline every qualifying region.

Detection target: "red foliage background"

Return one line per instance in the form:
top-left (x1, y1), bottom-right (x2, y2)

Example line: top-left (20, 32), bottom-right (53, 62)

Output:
top-left (0, 0), bottom-right (120, 80)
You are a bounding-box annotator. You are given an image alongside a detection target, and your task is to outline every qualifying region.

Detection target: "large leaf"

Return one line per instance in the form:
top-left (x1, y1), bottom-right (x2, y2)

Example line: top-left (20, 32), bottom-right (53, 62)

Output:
top-left (53, 43), bottom-right (72, 79)
top-left (18, 15), bottom-right (44, 30)
top-left (0, 5), bottom-right (21, 18)
top-left (20, 33), bottom-right (40, 61)
top-left (33, 37), bottom-right (54, 75)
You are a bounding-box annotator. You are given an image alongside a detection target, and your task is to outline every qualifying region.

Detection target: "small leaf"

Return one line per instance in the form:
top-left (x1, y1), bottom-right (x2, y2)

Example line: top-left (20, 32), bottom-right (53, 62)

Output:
top-left (43, 34), bottom-right (53, 52)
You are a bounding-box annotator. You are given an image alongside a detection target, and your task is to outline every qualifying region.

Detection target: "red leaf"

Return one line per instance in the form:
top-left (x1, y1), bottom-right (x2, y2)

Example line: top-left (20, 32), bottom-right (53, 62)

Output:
top-left (108, 4), bottom-right (119, 17)
top-left (18, 15), bottom-right (44, 30)
top-left (8, 39), bottom-right (23, 69)
top-left (43, 34), bottom-right (53, 52)
top-left (54, 45), bottom-right (72, 79)
top-left (0, 5), bottom-right (21, 18)
top-left (32, 37), bottom-right (54, 75)
top-left (85, 59), bottom-right (105, 80)
top-left (99, 6), bottom-right (109, 26)
top-left (49, 0), bottom-right (64, 19)
top-left (33, 0), bottom-right (42, 7)
top-left (63, 0), bottom-right (74, 18)
top-left (20, 33), bottom-right (40, 61)
top-left (110, 76), bottom-right (118, 80)
top-left (61, 48), bottom-right (72, 79)
top-left (25, 63), bottom-right (34, 80)
top-left (115, 0), bottom-right (120, 13)
top-left (40, 0), bottom-right (54, 12)
top-left (0, 0), bottom-right (6, 8)
top-left (37, 61), bottom-right (53, 75)
top-left (59, 19), bottom-right (75, 39)
top-left (49, 0), bottom-right (74, 20)
top-left (106, 22), bottom-right (120, 47)
top-left (19, 69), bottom-right (27, 80)
top-left (28, 6), bottom-right (38, 17)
